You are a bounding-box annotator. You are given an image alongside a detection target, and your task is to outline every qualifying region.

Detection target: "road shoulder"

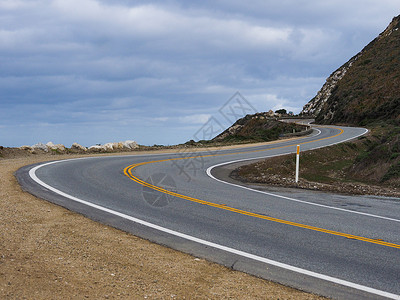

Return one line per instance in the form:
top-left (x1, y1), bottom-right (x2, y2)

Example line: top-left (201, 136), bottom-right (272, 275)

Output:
top-left (1, 153), bottom-right (323, 299)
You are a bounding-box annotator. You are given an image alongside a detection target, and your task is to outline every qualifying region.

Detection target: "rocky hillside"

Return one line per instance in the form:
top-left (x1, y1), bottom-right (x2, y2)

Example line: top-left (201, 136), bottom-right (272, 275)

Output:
top-left (212, 112), bottom-right (309, 143)
top-left (302, 15), bottom-right (400, 125)
top-left (300, 15), bottom-right (400, 186)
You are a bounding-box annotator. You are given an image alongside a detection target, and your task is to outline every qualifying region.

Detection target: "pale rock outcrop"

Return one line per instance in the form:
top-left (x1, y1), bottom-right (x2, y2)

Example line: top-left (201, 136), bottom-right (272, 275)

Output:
top-left (88, 145), bottom-right (103, 152)
top-left (103, 143), bottom-right (116, 151)
top-left (213, 124), bottom-right (243, 141)
top-left (46, 142), bottom-right (66, 152)
top-left (88, 140), bottom-right (139, 152)
top-left (55, 144), bottom-right (67, 151)
top-left (19, 140), bottom-right (137, 153)
top-left (301, 63), bottom-right (354, 117)
top-left (301, 15), bottom-right (400, 121)
top-left (122, 140), bottom-right (138, 149)
top-left (20, 145), bottom-right (32, 151)
top-left (114, 142), bottom-right (125, 150)
top-left (71, 143), bottom-right (87, 151)
top-left (266, 110), bottom-right (275, 118)
top-left (31, 142), bottom-right (49, 152)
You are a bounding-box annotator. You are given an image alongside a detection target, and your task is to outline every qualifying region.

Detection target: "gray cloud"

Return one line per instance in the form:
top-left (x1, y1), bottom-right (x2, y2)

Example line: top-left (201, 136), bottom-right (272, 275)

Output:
top-left (1, 0), bottom-right (399, 146)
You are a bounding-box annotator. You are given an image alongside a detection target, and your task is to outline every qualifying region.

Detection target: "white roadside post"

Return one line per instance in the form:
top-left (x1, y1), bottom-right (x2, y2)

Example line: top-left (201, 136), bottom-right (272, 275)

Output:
top-left (295, 145), bottom-right (300, 183)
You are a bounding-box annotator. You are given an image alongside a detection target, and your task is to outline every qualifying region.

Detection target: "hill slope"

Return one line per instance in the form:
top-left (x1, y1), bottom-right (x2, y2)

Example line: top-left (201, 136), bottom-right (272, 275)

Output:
top-left (302, 15), bottom-right (400, 125)
top-left (212, 113), bottom-right (308, 143)
top-left (300, 15), bottom-right (400, 186)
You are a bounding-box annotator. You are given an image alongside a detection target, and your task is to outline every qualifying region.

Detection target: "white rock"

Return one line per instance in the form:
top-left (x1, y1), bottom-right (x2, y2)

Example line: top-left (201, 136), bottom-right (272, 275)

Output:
top-left (122, 140), bottom-right (138, 149)
top-left (228, 125), bottom-right (242, 134)
top-left (266, 110), bottom-right (276, 117)
top-left (71, 143), bottom-right (87, 151)
top-left (32, 142), bottom-right (49, 152)
top-left (46, 142), bottom-right (66, 151)
top-left (88, 145), bottom-right (103, 152)
top-left (103, 143), bottom-right (115, 151)
top-left (20, 145), bottom-right (32, 151)
top-left (301, 51), bottom-right (363, 117)
top-left (81, 140), bottom-right (138, 152)
top-left (57, 144), bottom-right (66, 151)
top-left (114, 142), bottom-right (124, 150)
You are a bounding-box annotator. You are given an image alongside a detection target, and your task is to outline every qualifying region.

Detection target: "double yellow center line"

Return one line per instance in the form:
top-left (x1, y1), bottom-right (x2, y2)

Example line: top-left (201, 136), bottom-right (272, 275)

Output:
top-left (124, 127), bottom-right (400, 249)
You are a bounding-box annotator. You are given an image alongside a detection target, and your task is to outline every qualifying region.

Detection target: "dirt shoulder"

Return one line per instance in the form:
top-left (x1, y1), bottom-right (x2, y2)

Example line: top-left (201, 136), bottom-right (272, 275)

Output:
top-left (0, 148), bottom-right (323, 299)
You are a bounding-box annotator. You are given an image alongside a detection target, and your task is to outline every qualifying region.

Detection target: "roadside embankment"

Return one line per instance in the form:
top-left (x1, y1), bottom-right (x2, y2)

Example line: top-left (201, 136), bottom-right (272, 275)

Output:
top-left (0, 149), bottom-right (324, 299)
top-left (231, 134), bottom-right (400, 198)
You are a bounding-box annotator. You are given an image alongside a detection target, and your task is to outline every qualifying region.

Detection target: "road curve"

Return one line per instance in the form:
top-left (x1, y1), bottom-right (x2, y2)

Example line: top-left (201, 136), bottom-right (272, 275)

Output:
top-left (16, 125), bottom-right (400, 300)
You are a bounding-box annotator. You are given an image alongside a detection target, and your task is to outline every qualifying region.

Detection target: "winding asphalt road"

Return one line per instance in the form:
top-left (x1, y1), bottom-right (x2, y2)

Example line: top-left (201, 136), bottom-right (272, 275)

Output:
top-left (16, 125), bottom-right (400, 299)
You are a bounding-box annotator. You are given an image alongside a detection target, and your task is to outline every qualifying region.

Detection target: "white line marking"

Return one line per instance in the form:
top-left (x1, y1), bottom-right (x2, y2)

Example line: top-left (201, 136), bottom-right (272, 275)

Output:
top-left (308, 126), bottom-right (369, 149)
top-left (206, 127), bottom-right (400, 223)
top-left (29, 159), bottom-right (400, 299)
top-left (206, 163), bottom-right (400, 224)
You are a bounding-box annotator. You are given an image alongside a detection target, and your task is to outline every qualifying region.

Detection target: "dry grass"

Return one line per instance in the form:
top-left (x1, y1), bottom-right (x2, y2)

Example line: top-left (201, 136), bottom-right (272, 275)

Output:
top-left (233, 137), bottom-right (400, 197)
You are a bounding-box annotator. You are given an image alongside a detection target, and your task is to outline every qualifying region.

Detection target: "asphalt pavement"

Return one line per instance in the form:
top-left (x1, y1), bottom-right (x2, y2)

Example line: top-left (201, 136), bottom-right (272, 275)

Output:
top-left (16, 125), bottom-right (400, 300)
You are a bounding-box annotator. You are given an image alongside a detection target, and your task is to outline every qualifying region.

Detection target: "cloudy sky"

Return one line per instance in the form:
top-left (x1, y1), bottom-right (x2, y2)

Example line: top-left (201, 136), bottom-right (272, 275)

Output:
top-left (1, 0), bottom-right (399, 147)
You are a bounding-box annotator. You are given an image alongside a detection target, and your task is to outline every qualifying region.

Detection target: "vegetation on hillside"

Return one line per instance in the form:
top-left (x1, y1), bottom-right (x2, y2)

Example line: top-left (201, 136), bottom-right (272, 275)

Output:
top-left (212, 116), bottom-right (308, 144)
top-left (235, 16), bottom-right (400, 192)
top-left (350, 122), bottom-right (400, 185)
top-left (310, 16), bottom-right (400, 186)
top-left (232, 136), bottom-right (399, 196)
top-left (315, 15), bottom-right (400, 126)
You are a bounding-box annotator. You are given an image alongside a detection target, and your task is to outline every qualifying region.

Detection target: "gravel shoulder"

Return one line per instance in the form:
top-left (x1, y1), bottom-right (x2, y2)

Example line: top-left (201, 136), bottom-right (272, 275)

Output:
top-left (0, 148), bottom-right (324, 299)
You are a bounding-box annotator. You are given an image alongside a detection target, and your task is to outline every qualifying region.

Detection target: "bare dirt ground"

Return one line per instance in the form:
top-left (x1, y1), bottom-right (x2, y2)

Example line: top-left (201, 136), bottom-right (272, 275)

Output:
top-left (0, 147), bottom-right (324, 299)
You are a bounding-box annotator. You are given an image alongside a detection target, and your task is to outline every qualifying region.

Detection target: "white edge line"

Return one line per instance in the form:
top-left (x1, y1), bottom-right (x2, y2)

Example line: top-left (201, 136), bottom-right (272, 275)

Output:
top-left (207, 127), bottom-right (400, 224)
top-left (37, 123), bottom-right (322, 164)
top-left (29, 159), bottom-right (400, 300)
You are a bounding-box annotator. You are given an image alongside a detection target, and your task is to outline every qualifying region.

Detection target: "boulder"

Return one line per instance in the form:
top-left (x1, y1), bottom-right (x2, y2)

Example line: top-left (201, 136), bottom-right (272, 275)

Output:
top-left (95, 141), bottom-right (139, 151)
top-left (84, 141), bottom-right (139, 152)
top-left (103, 143), bottom-right (115, 151)
top-left (46, 141), bottom-right (56, 148)
top-left (20, 145), bottom-right (32, 151)
top-left (88, 145), bottom-right (103, 152)
top-left (56, 144), bottom-right (66, 151)
top-left (46, 142), bottom-right (66, 152)
top-left (114, 142), bottom-right (125, 150)
top-left (31, 142), bottom-right (49, 152)
top-left (71, 143), bottom-right (87, 151)
top-left (122, 140), bottom-right (138, 149)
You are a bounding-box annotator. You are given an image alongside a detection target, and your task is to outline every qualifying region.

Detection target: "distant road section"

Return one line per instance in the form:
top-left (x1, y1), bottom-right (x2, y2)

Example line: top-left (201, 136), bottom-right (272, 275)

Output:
top-left (17, 125), bottom-right (400, 300)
